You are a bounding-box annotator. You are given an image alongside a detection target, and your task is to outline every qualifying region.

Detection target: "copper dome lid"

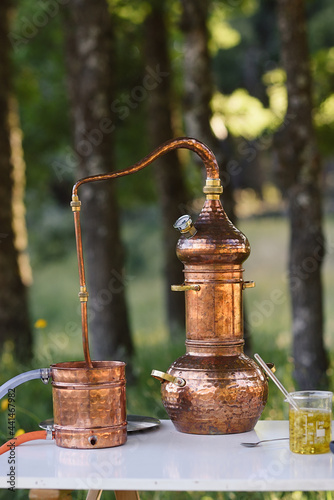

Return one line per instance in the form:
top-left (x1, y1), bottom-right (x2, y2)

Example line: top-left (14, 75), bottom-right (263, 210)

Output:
top-left (175, 199), bottom-right (250, 265)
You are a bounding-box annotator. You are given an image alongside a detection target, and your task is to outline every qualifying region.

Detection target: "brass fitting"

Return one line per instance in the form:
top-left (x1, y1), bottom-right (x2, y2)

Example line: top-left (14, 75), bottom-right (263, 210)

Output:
top-left (203, 178), bottom-right (223, 198)
top-left (171, 284), bottom-right (201, 292)
top-left (78, 286), bottom-right (89, 302)
top-left (70, 195), bottom-right (81, 212)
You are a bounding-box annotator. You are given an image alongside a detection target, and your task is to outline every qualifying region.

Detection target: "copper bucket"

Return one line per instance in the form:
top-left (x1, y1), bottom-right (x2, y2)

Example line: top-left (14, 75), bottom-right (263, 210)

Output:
top-left (51, 361), bottom-right (126, 449)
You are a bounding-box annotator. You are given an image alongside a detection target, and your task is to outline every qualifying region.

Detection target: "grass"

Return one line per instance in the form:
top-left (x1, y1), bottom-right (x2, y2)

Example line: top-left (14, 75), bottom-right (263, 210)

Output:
top-left (0, 210), bottom-right (334, 499)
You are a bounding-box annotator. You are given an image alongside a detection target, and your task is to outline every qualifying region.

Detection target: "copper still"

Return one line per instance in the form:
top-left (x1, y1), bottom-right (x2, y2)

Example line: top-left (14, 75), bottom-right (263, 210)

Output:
top-left (51, 136), bottom-right (268, 441)
top-left (0, 137), bottom-right (267, 449)
top-left (70, 136), bottom-right (268, 436)
top-left (150, 141), bottom-right (269, 435)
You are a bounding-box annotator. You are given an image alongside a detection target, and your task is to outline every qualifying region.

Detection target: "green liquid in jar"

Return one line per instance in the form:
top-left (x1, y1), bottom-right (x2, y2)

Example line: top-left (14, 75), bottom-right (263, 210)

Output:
top-left (289, 408), bottom-right (331, 454)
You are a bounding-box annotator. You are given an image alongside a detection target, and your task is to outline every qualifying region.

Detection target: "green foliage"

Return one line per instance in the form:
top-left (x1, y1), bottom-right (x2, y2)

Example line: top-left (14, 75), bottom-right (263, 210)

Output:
top-left (8, 0), bottom-right (334, 233)
top-left (307, 0), bottom-right (334, 53)
top-left (10, 0), bottom-right (72, 203)
top-left (212, 88), bottom-right (282, 139)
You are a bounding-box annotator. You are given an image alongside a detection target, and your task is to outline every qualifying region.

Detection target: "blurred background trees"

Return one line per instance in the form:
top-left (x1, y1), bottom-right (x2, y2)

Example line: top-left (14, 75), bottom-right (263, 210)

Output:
top-left (62, 0), bottom-right (134, 363)
top-left (0, 0), bottom-right (32, 364)
top-left (275, 0), bottom-right (328, 389)
top-left (1, 0), bottom-right (334, 392)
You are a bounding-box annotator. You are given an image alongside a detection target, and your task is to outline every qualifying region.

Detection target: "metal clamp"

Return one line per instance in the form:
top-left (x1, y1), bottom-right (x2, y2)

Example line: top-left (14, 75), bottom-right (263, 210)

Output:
top-left (40, 368), bottom-right (51, 385)
top-left (171, 284), bottom-right (201, 292)
top-left (151, 370), bottom-right (186, 387)
top-left (39, 418), bottom-right (55, 440)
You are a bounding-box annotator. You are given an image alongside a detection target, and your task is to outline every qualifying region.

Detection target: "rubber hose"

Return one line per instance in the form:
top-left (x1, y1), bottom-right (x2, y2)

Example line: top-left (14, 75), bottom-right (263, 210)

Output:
top-left (0, 369), bottom-right (50, 400)
top-left (0, 431), bottom-right (48, 455)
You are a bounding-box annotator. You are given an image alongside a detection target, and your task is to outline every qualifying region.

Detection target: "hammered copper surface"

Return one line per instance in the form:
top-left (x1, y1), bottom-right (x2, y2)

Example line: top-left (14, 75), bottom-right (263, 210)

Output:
top-left (51, 361), bottom-right (126, 449)
top-left (162, 352), bottom-right (268, 434)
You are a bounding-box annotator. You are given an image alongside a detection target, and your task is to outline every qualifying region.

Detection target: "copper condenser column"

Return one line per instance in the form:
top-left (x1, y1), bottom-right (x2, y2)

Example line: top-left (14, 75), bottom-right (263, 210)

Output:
top-left (152, 170), bottom-right (268, 434)
top-left (51, 361), bottom-right (126, 449)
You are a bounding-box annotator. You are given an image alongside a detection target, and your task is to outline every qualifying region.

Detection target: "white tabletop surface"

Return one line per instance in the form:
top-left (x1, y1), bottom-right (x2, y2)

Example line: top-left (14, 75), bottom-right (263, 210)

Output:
top-left (0, 420), bottom-right (333, 492)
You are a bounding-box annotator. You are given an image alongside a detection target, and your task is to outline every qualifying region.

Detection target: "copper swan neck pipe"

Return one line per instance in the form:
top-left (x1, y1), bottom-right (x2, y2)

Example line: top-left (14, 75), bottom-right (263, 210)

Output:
top-left (72, 137), bottom-right (219, 197)
top-left (71, 137), bottom-right (221, 368)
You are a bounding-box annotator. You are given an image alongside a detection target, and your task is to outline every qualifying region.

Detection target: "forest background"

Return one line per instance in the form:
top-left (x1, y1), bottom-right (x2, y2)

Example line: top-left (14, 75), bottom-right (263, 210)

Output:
top-left (1, 0), bottom-right (334, 498)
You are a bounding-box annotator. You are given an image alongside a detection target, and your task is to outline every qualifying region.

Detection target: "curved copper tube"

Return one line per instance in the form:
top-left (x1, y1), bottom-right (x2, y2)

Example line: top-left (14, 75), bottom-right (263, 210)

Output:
top-left (71, 137), bottom-right (219, 367)
top-left (72, 137), bottom-right (219, 197)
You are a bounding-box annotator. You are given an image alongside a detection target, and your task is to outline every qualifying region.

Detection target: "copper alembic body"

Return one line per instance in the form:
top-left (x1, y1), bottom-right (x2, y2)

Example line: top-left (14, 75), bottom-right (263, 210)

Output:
top-left (150, 142), bottom-right (269, 435)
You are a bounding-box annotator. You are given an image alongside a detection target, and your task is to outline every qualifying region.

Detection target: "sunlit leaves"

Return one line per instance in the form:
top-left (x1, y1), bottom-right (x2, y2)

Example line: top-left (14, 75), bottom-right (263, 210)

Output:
top-left (263, 68), bottom-right (287, 120)
top-left (107, 0), bottom-right (151, 24)
top-left (211, 88), bottom-right (281, 139)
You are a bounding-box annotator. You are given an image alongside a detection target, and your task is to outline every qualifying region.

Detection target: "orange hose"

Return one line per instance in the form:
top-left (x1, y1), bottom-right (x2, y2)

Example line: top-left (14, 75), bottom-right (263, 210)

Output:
top-left (0, 430), bottom-right (48, 455)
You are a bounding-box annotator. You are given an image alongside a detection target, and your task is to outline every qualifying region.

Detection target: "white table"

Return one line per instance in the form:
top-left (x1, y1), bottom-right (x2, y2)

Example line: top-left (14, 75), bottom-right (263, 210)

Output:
top-left (0, 420), bottom-right (333, 493)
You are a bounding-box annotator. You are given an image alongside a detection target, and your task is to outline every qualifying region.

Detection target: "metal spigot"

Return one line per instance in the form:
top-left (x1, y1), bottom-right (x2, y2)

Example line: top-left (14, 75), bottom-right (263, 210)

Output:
top-left (173, 215), bottom-right (197, 238)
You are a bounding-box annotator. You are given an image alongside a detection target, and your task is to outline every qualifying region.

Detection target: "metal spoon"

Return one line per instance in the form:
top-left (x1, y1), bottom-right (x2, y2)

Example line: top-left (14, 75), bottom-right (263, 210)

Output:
top-left (241, 437), bottom-right (289, 447)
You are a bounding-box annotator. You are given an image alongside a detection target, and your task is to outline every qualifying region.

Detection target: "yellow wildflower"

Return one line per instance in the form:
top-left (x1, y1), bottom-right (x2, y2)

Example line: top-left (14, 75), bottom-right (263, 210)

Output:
top-left (34, 319), bottom-right (47, 329)
top-left (1, 399), bottom-right (8, 411)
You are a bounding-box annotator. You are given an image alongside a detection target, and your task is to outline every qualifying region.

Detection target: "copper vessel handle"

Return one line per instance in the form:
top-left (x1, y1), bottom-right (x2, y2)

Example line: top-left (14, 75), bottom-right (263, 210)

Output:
top-left (151, 370), bottom-right (186, 387)
top-left (243, 281), bottom-right (255, 289)
top-left (71, 137), bottom-right (220, 368)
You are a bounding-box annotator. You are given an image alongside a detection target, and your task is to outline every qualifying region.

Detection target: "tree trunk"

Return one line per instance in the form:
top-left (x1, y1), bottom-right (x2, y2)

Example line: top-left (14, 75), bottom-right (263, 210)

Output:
top-left (275, 0), bottom-right (328, 389)
top-left (0, 0), bottom-right (32, 364)
top-left (180, 0), bottom-right (237, 219)
top-left (180, 0), bottom-right (252, 351)
top-left (144, 2), bottom-right (188, 339)
top-left (62, 0), bottom-right (134, 363)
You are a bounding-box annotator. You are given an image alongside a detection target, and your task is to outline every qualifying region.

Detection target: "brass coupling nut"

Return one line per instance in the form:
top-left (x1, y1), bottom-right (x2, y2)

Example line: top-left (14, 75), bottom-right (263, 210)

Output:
top-left (203, 178), bottom-right (223, 195)
top-left (70, 196), bottom-right (81, 212)
top-left (78, 286), bottom-right (89, 302)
